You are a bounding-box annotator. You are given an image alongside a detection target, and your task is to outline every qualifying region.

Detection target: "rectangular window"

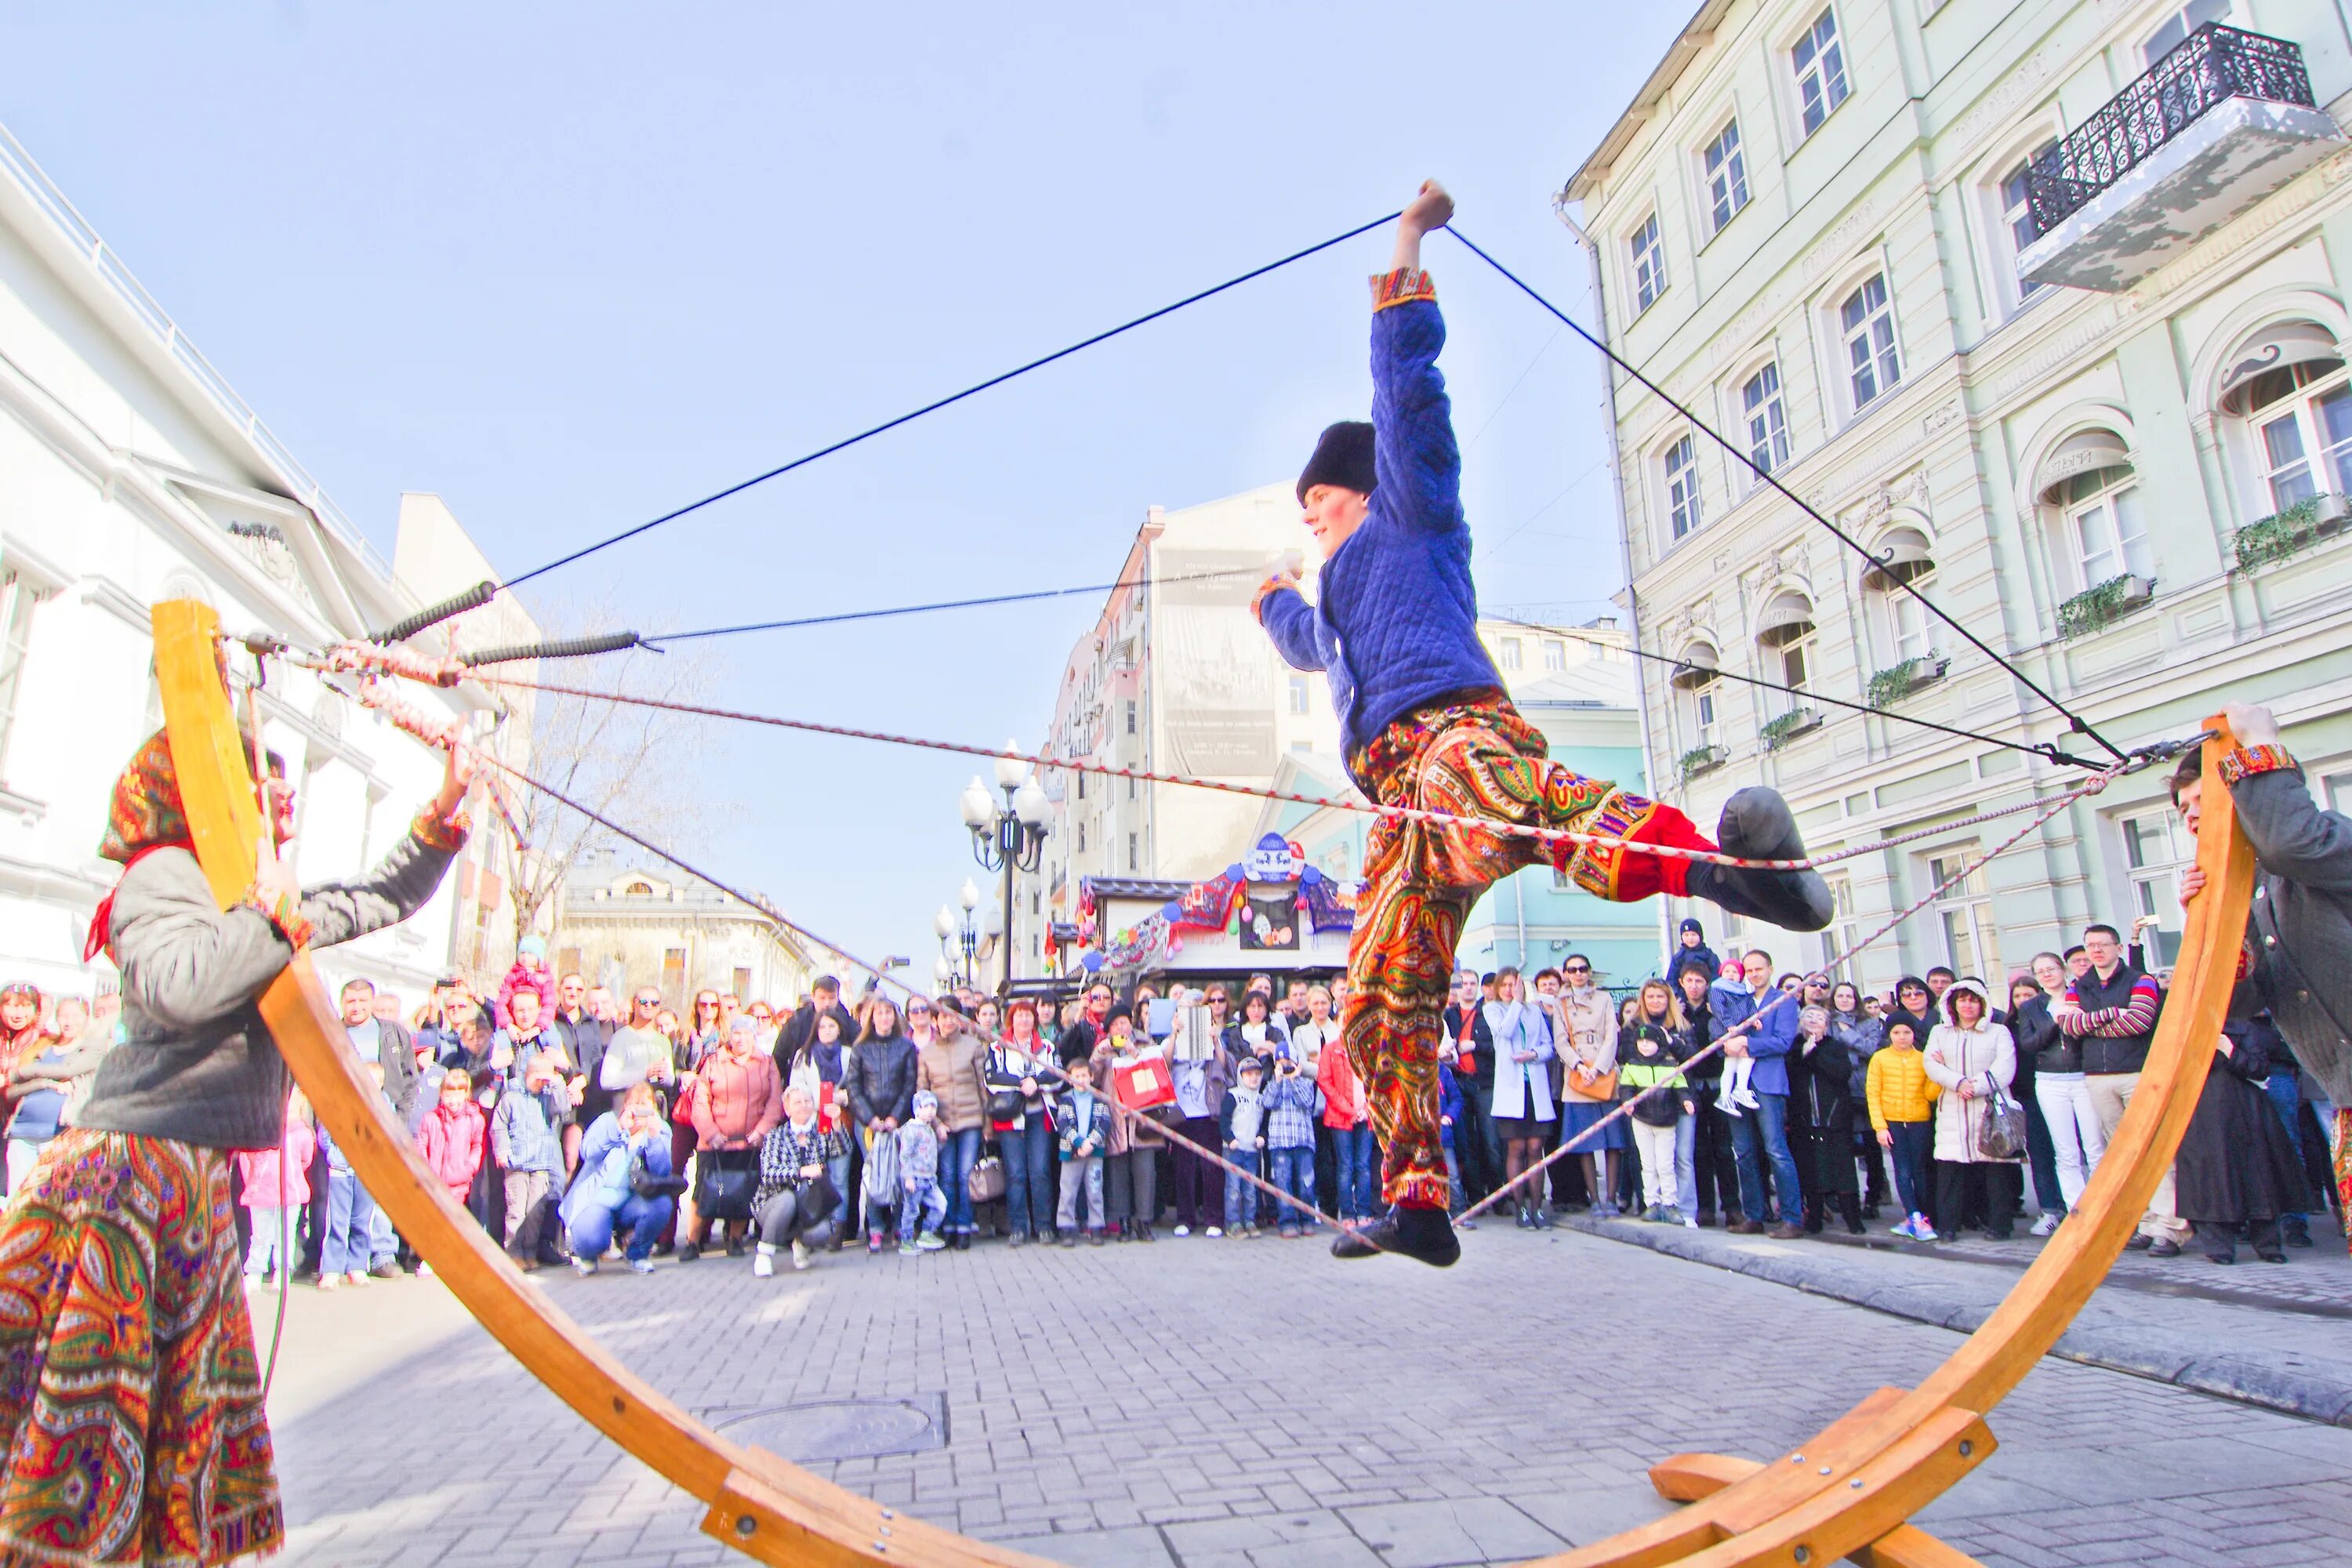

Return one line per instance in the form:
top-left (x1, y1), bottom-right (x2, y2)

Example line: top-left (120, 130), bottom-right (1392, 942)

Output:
top-left (2142, 1), bottom-right (2230, 67)
top-left (1124, 700), bottom-right (1137, 736)
top-left (1288, 673), bottom-right (1309, 714)
top-left (1693, 683), bottom-right (1720, 747)
top-left (1704, 119), bottom-right (1750, 232)
top-left (1127, 833), bottom-right (1138, 872)
top-left (1665, 435), bottom-right (1702, 540)
top-left (1827, 873), bottom-right (1862, 972)
top-left (1543, 640), bottom-right (1566, 672)
top-left (0, 569), bottom-right (51, 781)
top-left (2121, 810), bottom-right (2191, 949)
top-left (1780, 638), bottom-right (1812, 712)
top-left (731, 965), bottom-right (753, 1002)
top-left (1631, 212), bottom-right (1667, 313)
top-left (1076, 771), bottom-right (1086, 800)
top-left (1127, 775), bottom-right (1137, 800)
top-left (1499, 637), bottom-right (1523, 671)
top-left (1889, 578), bottom-right (1933, 662)
top-left (2256, 376), bottom-right (2352, 510)
top-left (1926, 851), bottom-right (2000, 981)
top-left (1794, 7), bottom-right (1851, 136)
top-left (1840, 274), bottom-right (1901, 409)
top-left (661, 947), bottom-right (688, 1000)
top-left (1742, 361), bottom-right (1791, 475)
top-left (2262, 410), bottom-right (2315, 509)
top-left (1077, 822), bottom-right (1087, 853)
top-left (2000, 142), bottom-right (2060, 303)
top-left (2069, 474), bottom-right (2151, 584)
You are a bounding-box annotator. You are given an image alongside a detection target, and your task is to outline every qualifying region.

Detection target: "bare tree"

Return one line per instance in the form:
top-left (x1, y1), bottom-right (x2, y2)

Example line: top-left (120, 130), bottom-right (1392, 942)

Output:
top-left (489, 608), bottom-right (716, 949)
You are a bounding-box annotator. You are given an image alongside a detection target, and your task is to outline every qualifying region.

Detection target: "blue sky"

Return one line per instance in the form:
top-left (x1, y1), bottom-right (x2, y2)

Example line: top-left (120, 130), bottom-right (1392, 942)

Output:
top-left (8, 2), bottom-right (1690, 982)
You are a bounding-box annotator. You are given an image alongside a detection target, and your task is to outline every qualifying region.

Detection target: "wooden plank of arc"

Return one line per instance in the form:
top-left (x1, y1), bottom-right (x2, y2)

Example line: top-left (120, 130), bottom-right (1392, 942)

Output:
top-left (1520, 716), bottom-right (2255, 1566)
top-left (1647, 1449), bottom-right (1984, 1568)
top-left (154, 601), bottom-right (1057, 1568)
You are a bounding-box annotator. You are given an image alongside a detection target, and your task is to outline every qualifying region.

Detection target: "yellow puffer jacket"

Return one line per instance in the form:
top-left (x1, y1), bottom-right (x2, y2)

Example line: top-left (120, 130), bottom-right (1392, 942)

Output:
top-left (1864, 1044), bottom-right (1940, 1131)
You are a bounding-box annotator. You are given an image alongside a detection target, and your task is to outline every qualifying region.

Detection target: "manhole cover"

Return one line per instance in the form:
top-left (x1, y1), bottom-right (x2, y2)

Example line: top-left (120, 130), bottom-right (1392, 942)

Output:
top-left (713, 1393), bottom-right (948, 1462)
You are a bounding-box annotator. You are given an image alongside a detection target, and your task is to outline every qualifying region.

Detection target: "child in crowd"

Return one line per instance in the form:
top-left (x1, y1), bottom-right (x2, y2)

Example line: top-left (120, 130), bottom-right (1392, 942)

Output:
top-left (1867, 1019), bottom-right (1940, 1240)
top-left (1436, 1051), bottom-right (1465, 1217)
top-left (316, 1062), bottom-right (390, 1290)
top-left (1219, 1056), bottom-right (1269, 1239)
top-left (1715, 1045), bottom-right (1759, 1118)
top-left (897, 1091), bottom-right (948, 1255)
top-left (1620, 981), bottom-right (1690, 1225)
top-left (495, 934), bottom-right (553, 1029)
top-left (490, 1053), bottom-right (572, 1272)
top-left (1263, 1051), bottom-right (1320, 1237)
top-left (1055, 1058), bottom-right (1110, 1245)
top-left (418, 1068), bottom-right (488, 1272)
top-left (237, 1090), bottom-right (316, 1290)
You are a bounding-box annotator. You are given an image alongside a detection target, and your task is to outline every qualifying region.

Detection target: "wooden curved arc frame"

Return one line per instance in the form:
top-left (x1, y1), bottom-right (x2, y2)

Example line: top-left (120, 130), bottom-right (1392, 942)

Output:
top-left (158, 601), bottom-right (2256, 1568)
top-left (156, 601), bottom-right (1054, 1568)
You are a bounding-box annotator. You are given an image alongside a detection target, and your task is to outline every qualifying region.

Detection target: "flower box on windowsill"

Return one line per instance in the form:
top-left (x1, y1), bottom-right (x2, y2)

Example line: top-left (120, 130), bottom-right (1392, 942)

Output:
top-left (2056, 574), bottom-right (2156, 641)
top-left (2233, 494), bottom-right (2349, 574)
top-left (1865, 655), bottom-right (1950, 710)
top-left (1760, 708), bottom-right (1824, 752)
top-left (1678, 745), bottom-right (1729, 785)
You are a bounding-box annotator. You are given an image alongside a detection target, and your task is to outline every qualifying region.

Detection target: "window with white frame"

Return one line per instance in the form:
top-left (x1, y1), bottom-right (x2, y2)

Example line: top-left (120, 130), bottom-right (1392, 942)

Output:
top-left (2142, 0), bottom-right (2230, 67)
top-left (1691, 680), bottom-right (1720, 748)
top-left (1124, 699), bottom-right (1137, 735)
top-left (2244, 360), bottom-right (2352, 511)
top-left (2325, 772), bottom-right (2352, 816)
top-left (1542, 639), bottom-right (1566, 673)
top-left (2063, 466), bottom-right (2152, 587)
top-left (1631, 212), bottom-right (1668, 314)
top-left (1664, 434), bottom-right (1702, 540)
top-left (1793, 7), bottom-right (1851, 136)
top-left (1826, 873), bottom-right (1862, 968)
top-left (1925, 850), bottom-right (2001, 981)
top-left (1704, 119), bottom-right (1749, 233)
top-left (1886, 572), bottom-right (1935, 663)
top-left (1288, 673), bottom-right (1309, 714)
top-left (1998, 139), bottom-right (2060, 306)
top-left (1742, 361), bottom-right (1791, 476)
top-left (2119, 809), bottom-right (2192, 939)
top-left (1840, 274), bottom-right (1902, 409)
top-left (1777, 634), bottom-right (1813, 713)
top-left (1499, 636), bottom-right (1523, 672)
top-left (0, 569), bottom-right (52, 782)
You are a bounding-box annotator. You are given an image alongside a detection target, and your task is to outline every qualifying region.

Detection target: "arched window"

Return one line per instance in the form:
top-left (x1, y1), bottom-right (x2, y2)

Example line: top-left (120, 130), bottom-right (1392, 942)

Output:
top-left (1755, 592), bottom-right (1817, 713)
top-left (1860, 524), bottom-right (1937, 666)
top-left (624, 880), bottom-right (655, 898)
top-left (1662, 434), bottom-right (1703, 543)
top-left (2218, 321), bottom-right (2352, 511)
top-left (1671, 640), bottom-right (1722, 752)
top-left (2034, 432), bottom-right (2147, 591)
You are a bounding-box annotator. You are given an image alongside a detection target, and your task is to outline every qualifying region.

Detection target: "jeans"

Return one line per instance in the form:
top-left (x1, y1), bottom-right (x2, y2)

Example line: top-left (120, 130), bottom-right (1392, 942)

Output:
top-left (2034, 1073), bottom-right (2106, 1211)
top-left (940, 1127), bottom-right (984, 1234)
top-left (1886, 1120), bottom-right (1933, 1218)
top-left (2263, 1073), bottom-right (2310, 1224)
top-left (368, 1199), bottom-right (399, 1268)
top-left (566, 1192), bottom-right (675, 1263)
top-left (2084, 1072), bottom-right (2189, 1243)
top-left (1268, 1145), bottom-right (1315, 1225)
top-left (1108, 1149), bottom-right (1158, 1226)
top-left (999, 1122), bottom-right (1054, 1238)
top-left (1171, 1116), bottom-right (1223, 1230)
top-left (321, 1166), bottom-right (377, 1276)
top-left (1672, 1115), bottom-right (1698, 1221)
top-left (245, 1204), bottom-right (295, 1278)
top-left (1055, 1156), bottom-right (1105, 1233)
top-left (900, 1177), bottom-right (947, 1242)
top-left (1728, 1094), bottom-right (1802, 1225)
top-left (1442, 1144), bottom-right (1464, 1214)
top-left (1333, 1123), bottom-right (1377, 1219)
top-left (2020, 1074), bottom-right (2065, 1215)
top-left (1223, 1145), bottom-right (1264, 1229)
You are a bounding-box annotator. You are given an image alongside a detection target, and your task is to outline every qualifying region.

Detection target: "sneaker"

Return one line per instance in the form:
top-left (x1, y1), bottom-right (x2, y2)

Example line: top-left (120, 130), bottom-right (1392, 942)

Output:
top-left (317, 1273), bottom-right (342, 1291)
top-left (916, 1232), bottom-right (949, 1251)
top-left (2123, 1233), bottom-right (2154, 1252)
top-left (2148, 1238), bottom-right (2183, 1258)
top-left (627, 1258), bottom-right (656, 1275)
top-left (1204, 1225), bottom-right (1223, 1239)
top-left (572, 1257), bottom-right (597, 1278)
top-left (1172, 1224), bottom-right (1190, 1237)
top-left (1060, 1233), bottom-right (1078, 1248)
top-left (898, 1240), bottom-right (920, 1256)
top-left (790, 1240), bottom-right (810, 1271)
top-left (1008, 1232), bottom-right (1028, 1248)
top-left (1912, 1218), bottom-right (1940, 1242)
top-left (1889, 1216), bottom-right (1915, 1240)
top-left (1682, 1216), bottom-right (1699, 1229)
top-left (1734, 1087), bottom-right (1762, 1111)
top-left (369, 1260), bottom-right (404, 1280)
top-left (1719, 1098), bottom-right (1743, 1119)
top-left (867, 1233), bottom-right (884, 1254)
top-left (2031, 1212), bottom-right (2060, 1237)
top-left (1087, 1230), bottom-right (1106, 1246)
top-left (344, 1270), bottom-right (372, 1288)
top-left (753, 1247), bottom-right (776, 1279)
top-left (419, 1261), bottom-right (437, 1278)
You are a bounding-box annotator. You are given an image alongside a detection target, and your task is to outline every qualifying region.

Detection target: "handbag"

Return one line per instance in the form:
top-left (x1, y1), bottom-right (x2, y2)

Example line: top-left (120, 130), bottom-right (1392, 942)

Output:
top-left (796, 1169), bottom-right (841, 1229)
top-left (1111, 1055), bottom-right (1176, 1112)
top-left (695, 1153), bottom-right (760, 1220)
top-left (1567, 1062), bottom-right (1620, 1102)
top-left (967, 1153), bottom-right (1006, 1204)
top-left (1973, 1073), bottom-right (2030, 1162)
top-left (627, 1151), bottom-right (687, 1201)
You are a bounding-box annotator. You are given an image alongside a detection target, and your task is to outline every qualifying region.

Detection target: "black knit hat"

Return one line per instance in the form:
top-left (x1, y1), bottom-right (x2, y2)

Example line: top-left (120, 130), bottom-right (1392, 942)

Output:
top-left (1297, 420), bottom-right (1377, 503)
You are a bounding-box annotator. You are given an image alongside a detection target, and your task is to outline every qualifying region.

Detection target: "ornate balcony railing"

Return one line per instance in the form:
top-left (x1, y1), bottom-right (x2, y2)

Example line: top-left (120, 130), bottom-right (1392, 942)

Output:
top-left (2027, 24), bottom-right (2315, 233)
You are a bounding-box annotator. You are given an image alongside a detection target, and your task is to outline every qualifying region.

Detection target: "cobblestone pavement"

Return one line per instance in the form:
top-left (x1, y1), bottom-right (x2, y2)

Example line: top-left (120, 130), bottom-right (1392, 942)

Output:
top-left (271, 1228), bottom-right (2352, 1567)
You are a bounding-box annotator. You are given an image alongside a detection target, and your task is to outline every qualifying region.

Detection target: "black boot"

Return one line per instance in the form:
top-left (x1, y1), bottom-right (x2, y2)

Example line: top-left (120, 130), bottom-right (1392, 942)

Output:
top-left (1838, 1192), bottom-right (1865, 1236)
top-left (1333, 1205), bottom-right (1461, 1267)
top-left (1684, 788), bottom-right (1834, 932)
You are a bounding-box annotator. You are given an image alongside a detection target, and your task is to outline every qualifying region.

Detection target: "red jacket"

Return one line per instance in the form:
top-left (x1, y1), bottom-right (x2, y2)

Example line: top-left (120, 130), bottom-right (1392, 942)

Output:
top-left (689, 1047), bottom-right (784, 1149)
top-left (236, 1121), bottom-right (318, 1208)
top-left (1319, 1034), bottom-right (1367, 1128)
top-left (416, 1101), bottom-right (487, 1193)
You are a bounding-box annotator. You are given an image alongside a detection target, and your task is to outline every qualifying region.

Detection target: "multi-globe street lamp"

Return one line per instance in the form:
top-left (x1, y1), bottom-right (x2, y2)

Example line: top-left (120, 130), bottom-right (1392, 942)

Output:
top-left (960, 742), bottom-right (1050, 993)
top-left (934, 880), bottom-right (980, 988)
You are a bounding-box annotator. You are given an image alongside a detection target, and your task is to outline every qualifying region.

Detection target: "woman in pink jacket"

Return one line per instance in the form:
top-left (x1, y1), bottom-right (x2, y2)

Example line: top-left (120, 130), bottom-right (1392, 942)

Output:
top-left (682, 1014), bottom-right (785, 1260)
top-left (235, 1091), bottom-right (317, 1289)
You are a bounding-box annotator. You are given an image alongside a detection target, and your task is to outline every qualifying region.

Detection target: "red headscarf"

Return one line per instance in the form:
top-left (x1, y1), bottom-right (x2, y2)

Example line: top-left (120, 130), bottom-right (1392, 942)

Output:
top-left (84, 729), bottom-right (194, 963)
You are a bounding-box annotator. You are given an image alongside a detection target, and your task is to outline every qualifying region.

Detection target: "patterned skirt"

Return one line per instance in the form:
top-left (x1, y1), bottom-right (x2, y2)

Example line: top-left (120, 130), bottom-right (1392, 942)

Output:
top-left (0, 1129), bottom-right (280, 1566)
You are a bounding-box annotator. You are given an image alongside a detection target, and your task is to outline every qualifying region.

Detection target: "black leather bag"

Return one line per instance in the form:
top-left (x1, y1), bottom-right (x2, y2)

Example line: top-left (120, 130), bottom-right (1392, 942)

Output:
top-left (694, 1153), bottom-right (760, 1220)
top-left (627, 1152), bottom-right (687, 1201)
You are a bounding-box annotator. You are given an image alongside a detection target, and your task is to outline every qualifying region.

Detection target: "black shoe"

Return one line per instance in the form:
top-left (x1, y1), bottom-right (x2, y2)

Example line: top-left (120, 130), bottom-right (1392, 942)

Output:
top-left (2205, 1250), bottom-right (2236, 1265)
top-left (2148, 1239), bottom-right (2183, 1258)
top-left (1683, 788), bottom-right (1834, 932)
top-left (953, 1232), bottom-right (972, 1251)
top-left (2124, 1233), bottom-right (2154, 1251)
top-left (2284, 1218), bottom-right (2314, 1248)
top-left (2256, 1248), bottom-right (2288, 1264)
top-left (1332, 1207), bottom-right (1460, 1268)
top-left (677, 1242), bottom-right (701, 1263)
top-left (724, 1237), bottom-right (744, 1259)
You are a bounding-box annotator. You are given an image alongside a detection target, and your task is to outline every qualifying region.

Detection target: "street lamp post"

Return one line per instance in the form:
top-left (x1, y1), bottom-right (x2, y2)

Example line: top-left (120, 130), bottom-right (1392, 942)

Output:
top-left (935, 886), bottom-right (979, 989)
top-left (961, 741), bottom-right (1050, 995)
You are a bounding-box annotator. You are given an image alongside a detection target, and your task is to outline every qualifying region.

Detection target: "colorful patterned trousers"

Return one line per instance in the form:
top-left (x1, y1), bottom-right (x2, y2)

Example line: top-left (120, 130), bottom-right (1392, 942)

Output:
top-left (2336, 1109), bottom-right (2351, 1257)
top-left (1343, 690), bottom-right (1713, 1210)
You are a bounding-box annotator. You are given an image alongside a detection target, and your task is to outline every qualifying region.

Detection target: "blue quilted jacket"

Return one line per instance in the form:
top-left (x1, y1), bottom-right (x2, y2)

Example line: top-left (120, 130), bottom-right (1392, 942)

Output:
top-left (1259, 271), bottom-right (1501, 764)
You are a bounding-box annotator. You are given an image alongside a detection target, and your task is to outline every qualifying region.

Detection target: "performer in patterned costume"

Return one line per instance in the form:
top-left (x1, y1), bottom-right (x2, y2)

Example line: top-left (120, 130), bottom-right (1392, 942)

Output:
top-left (1258, 183), bottom-right (1831, 1266)
top-left (0, 721), bottom-right (470, 1564)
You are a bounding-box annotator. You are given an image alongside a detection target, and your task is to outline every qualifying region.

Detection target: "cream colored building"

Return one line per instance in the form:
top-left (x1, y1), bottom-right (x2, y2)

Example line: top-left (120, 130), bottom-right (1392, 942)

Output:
top-left (554, 847), bottom-right (816, 1008)
top-left (1567, 0), bottom-right (2352, 989)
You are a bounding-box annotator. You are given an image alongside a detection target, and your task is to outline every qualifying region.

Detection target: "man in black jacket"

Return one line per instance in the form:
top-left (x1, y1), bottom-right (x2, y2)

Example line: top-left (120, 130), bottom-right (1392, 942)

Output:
top-left (1441, 968), bottom-right (1500, 1214)
top-left (773, 975), bottom-right (860, 1078)
top-left (2176, 701), bottom-right (2352, 1253)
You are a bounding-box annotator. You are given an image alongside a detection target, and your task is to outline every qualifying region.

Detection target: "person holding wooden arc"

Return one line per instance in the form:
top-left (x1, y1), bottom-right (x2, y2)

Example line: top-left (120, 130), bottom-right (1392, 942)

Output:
top-left (0, 718), bottom-right (472, 1564)
top-left (1254, 180), bottom-right (1833, 1267)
